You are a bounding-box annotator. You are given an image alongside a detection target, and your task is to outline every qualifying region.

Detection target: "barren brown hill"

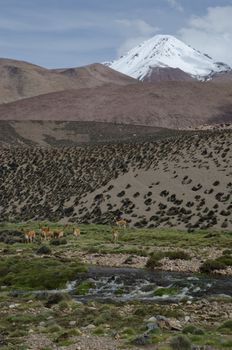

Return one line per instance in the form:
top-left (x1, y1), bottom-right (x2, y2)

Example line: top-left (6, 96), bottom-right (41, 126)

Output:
top-left (0, 58), bottom-right (136, 104)
top-left (142, 67), bottom-right (194, 82)
top-left (0, 81), bottom-right (231, 129)
top-left (212, 70), bottom-right (232, 82)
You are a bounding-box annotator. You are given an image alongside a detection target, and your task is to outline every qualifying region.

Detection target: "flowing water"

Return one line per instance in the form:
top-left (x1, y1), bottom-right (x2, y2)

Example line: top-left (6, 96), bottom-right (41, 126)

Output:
top-left (72, 266), bottom-right (232, 303)
top-left (11, 266), bottom-right (232, 303)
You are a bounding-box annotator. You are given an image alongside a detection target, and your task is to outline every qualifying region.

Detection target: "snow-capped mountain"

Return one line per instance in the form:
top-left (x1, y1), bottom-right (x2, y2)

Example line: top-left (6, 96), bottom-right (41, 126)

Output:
top-left (106, 35), bottom-right (231, 81)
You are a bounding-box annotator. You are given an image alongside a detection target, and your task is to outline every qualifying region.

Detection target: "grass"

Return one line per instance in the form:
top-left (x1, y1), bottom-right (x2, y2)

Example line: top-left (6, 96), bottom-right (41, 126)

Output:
top-left (154, 287), bottom-right (179, 297)
top-left (0, 256), bottom-right (87, 290)
top-left (1, 222), bottom-right (231, 252)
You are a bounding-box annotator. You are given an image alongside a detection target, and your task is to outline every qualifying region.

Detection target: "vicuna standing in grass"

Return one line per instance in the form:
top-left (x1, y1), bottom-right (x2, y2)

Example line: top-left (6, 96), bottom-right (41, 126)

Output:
top-left (40, 226), bottom-right (53, 240)
top-left (73, 227), bottom-right (81, 238)
top-left (115, 218), bottom-right (127, 229)
top-left (23, 229), bottom-right (36, 243)
top-left (53, 229), bottom-right (64, 239)
top-left (112, 229), bottom-right (119, 244)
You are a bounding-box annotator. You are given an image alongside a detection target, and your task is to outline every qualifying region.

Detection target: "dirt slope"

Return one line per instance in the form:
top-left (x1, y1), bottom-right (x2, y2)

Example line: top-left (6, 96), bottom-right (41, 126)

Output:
top-left (0, 81), bottom-right (231, 129)
top-left (142, 67), bottom-right (194, 82)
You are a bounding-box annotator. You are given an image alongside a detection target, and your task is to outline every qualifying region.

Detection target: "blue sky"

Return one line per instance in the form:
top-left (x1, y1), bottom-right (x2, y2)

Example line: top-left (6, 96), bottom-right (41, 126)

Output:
top-left (0, 0), bottom-right (232, 67)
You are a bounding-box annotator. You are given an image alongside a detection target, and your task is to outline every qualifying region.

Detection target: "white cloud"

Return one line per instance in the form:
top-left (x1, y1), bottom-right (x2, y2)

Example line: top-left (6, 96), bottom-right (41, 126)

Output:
top-left (115, 19), bottom-right (159, 57)
top-left (166, 0), bottom-right (183, 12)
top-left (179, 6), bottom-right (232, 66)
top-left (0, 10), bottom-right (108, 32)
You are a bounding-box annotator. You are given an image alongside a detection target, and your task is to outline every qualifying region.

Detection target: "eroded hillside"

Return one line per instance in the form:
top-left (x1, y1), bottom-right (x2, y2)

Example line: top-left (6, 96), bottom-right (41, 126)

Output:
top-left (0, 131), bottom-right (231, 230)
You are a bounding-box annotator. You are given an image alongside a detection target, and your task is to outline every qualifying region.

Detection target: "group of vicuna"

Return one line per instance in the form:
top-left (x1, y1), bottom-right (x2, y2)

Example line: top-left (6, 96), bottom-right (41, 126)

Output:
top-left (22, 225), bottom-right (80, 243)
top-left (22, 218), bottom-right (127, 244)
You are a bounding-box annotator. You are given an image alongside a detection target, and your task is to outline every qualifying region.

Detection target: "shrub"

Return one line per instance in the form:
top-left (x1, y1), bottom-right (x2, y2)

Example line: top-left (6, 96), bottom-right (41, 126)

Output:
top-left (182, 325), bottom-right (205, 335)
top-left (170, 335), bottom-right (191, 350)
top-left (36, 245), bottom-right (51, 255)
top-left (145, 253), bottom-right (163, 269)
top-left (218, 320), bottom-right (232, 333)
top-left (217, 255), bottom-right (232, 266)
top-left (222, 249), bottom-right (232, 256)
top-left (165, 250), bottom-right (190, 260)
top-left (50, 238), bottom-right (67, 246)
top-left (45, 293), bottom-right (64, 307)
top-left (200, 259), bottom-right (226, 273)
top-left (117, 191), bottom-right (125, 197)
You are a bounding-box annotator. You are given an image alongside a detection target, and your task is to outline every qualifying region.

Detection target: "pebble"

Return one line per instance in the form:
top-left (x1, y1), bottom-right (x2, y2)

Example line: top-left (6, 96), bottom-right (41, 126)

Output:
top-left (69, 320), bottom-right (77, 326)
top-left (85, 324), bottom-right (96, 330)
top-left (9, 303), bottom-right (19, 309)
top-left (146, 316), bottom-right (157, 323)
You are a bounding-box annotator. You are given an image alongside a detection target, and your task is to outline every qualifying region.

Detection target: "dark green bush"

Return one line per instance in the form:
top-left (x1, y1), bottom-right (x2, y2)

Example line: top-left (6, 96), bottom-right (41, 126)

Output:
top-left (145, 252), bottom-right (163, 269)
top-left (182, 325), bottom-right (205, 335)
top-left (218, 320), bottom-right (232, 336)
top-left (222, 249), bottom-right (232, 256)
top-left (36, 245), bottom-right (51, 255)
top-left (170, 335), bottom-right (191, 350)
top-left (200, 259), bottom-right (226, 273)
top-left (50, 238), bottom-right (67, 246)
top-left (217, 255), bottom-right (232, 266)
top-left (165, 250), bottom-right (190, 260)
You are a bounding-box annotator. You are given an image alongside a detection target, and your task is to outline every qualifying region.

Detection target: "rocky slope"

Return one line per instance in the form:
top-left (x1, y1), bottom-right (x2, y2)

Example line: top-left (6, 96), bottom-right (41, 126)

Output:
top-left (0, 130), bottom-right (231, 230)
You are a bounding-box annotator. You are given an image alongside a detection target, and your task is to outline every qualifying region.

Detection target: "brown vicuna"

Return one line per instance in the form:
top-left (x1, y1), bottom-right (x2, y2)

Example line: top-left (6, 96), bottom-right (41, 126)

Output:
top-left (73, 228), bottom-right (81, 237)
top-left (112, 229), bottom-right (119, 243)
top-left (115, 219), bottom-right (127, 229)
top-left (40, 226), bottom-right (53, 240)
top-left (23, 229), bottom-right (36, 243)
top-left (53, 229), bottom-right (64, 239)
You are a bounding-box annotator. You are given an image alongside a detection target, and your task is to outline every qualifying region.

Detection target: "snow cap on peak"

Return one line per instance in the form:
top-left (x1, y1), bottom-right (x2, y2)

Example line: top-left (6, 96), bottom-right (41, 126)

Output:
top-left (107, 34), bottom-right (230, 81)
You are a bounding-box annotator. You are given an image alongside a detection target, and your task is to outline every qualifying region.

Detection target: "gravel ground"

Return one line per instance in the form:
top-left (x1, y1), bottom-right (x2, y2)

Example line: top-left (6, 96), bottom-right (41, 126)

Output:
top-left (25, 333), bottom-right (157, 350)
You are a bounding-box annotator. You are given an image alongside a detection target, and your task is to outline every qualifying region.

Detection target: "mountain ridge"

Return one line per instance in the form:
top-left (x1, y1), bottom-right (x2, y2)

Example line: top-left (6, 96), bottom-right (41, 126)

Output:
top-left (0, 59), bottom-right (136, 104)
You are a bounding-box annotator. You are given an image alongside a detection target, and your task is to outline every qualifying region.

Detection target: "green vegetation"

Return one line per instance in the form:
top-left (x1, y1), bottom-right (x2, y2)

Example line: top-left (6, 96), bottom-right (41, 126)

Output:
top-left (154, 287), bottom-right (179, 297)
top-left (74, 280), bottom-right (96, 295)
top-left (218, 320), bottom-right (232, 334)
top-left (170, 335), bottom-right (191, 350)
top-left (1, 222), bottom-right (232, 253)
top-left (0, 256), bottom-right (87, 290)
top-left (200, 255), bottom-right (232, 273)
top-left (146, 250), bottom-right (190, 269)
top-left (182, 325), bottom-right (205, 335)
